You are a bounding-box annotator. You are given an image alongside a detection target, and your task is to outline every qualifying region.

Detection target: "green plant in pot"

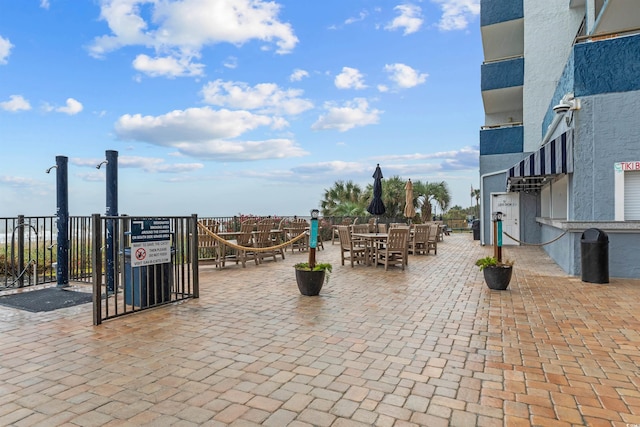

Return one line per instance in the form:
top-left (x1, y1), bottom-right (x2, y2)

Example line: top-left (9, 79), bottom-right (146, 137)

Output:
top-left (475, 256), bottom-right (514, 290)
top-left (294, 209), bottom-right (332, 296)
top-left (294, 262), bottom-right (332, 296)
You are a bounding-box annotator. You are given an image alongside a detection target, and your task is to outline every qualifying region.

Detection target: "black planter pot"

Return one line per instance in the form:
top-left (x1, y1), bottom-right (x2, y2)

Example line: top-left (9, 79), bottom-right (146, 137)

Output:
top-left (483, 265), bottom-right (513, 290)
top-left (295, 269), bottom-right (325, 296)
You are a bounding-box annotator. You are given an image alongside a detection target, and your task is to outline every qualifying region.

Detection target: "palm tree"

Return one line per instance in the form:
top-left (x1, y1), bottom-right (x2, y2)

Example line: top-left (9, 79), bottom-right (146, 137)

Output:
top-left (320, 181), bottom-right (367, 217)
top-left (332, 201), bottom-right (368, 217)
top-left (472, 188), bottom-right (481, 217)
top-left (364, 175), bottom-right (406, 219)
top-left (413, 181), bottom-right (451, 222)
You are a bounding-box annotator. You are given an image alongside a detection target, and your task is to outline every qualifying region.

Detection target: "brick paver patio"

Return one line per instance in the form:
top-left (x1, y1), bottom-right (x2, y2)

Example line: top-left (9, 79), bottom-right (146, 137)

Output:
top-left (1, 233), bottom-right (640, 426)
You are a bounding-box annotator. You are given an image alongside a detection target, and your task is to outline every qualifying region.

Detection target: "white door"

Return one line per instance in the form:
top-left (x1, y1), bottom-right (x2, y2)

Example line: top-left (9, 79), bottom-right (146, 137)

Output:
top-left (490, 192), bottom-right (520, 245)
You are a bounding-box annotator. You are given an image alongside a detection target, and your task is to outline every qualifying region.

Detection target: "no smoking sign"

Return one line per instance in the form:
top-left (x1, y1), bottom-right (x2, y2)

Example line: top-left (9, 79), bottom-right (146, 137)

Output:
top-left (130, 241), bottom-right (171, 267)
top-left (135, 248), bottom-right (146, 261)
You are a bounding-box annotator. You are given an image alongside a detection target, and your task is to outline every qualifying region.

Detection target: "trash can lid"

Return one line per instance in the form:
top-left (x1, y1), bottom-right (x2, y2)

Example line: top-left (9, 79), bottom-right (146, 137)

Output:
top-left (581, 228), bottom-right (608, 242)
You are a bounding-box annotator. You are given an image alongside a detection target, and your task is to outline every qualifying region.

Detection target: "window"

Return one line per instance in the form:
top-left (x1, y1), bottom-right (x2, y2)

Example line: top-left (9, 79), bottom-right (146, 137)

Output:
top-left (624, 171), bottom-right (640, 220)
top-left (540, 175), bottom-right (568, 219)
top-left (614, 163), bottom-right (640, 220)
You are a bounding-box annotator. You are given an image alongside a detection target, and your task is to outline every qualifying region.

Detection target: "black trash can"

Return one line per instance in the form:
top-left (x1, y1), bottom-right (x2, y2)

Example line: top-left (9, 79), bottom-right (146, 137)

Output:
top-left (124, 248), bottom-right (173, 307)
top-left (580, 228), bottom-right (609, 284)
top-left (471, 219), bottom-right (480, 240)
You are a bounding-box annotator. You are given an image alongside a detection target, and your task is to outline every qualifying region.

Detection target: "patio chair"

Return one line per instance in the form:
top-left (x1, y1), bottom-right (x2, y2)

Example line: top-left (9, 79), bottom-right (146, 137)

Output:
top-left (408, 224), bottom-right (430, 255)
top-left (231, 223), bottom-right (259, 267)
top-left (332, 218), bottom-right (352, 244)
top-left (287, 221), bottom-right (308, 253)
top-left (197, 220), bottom-right (218, 257)
top-left (337, 226), bottom-right (368, 267)
top-left (350, 224), bottom-right (369, 249)
top-left (427, 224), bottom-right (438, 255)
top-left (376, 227), bottom-right (409, 270)
top-left (254, 222), bottom-right (285, 263)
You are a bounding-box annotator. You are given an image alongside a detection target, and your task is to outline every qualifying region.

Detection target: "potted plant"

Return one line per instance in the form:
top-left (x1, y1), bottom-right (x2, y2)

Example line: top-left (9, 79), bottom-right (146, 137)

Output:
top-left (475, 256), bottom-right (513, 290)
top-left (293, 209), bottom-right (332, 296)
top-left (294, 262), bottom-right (332, 296)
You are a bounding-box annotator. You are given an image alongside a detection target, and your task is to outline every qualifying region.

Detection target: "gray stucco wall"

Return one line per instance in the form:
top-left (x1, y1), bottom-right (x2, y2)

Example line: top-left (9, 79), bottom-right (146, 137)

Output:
top-left (540, 225), bottom-right (577, 275)
top-left (572, 91), bottom-right (640, 221)
top-left (480, 152), bottom-right (526, 244)
top-left (520, 192), bottom-right (540, 244)
top-left (541, 226), bottom-right (640, 279)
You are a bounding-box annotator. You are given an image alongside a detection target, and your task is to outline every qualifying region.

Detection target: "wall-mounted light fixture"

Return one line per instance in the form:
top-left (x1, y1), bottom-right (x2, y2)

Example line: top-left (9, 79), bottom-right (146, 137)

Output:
top-left (553, 93), bottom-right (581, 126)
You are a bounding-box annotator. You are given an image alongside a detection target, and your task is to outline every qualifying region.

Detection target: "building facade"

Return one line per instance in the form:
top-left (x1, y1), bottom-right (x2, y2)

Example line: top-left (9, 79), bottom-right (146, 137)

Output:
top-left (479, 0), bottom-right (640, 278)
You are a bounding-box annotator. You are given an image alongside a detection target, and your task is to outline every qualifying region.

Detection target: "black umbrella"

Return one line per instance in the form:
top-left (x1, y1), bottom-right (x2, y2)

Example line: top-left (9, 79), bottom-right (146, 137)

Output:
top-left (367, 164), bottom-right (386, 216)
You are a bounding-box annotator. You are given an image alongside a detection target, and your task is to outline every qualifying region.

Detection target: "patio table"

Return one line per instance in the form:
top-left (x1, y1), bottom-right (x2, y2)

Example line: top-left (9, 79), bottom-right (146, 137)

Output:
top-left (351, 232), bottom-right (388, 266)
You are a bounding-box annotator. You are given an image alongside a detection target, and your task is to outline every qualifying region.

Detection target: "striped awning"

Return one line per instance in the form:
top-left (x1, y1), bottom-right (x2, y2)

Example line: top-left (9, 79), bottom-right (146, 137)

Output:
top-left (506, 131), bottom-right (573, 192)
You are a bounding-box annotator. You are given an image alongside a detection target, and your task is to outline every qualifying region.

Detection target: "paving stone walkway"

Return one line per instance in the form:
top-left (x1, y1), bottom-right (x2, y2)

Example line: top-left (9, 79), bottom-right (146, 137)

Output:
top-left (1, 233), bottom-right (639, 426)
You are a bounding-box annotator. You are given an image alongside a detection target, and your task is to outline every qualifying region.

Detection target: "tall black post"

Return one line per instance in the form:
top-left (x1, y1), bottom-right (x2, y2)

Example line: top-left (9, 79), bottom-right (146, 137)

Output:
top-left (105, 150), bottom-right (118, 293)
top-left (56, 156), bottom-right (69, 287)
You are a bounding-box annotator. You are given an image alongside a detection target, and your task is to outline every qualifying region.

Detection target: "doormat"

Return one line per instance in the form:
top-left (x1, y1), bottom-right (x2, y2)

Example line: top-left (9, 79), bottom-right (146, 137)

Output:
top-left (0, 288), bottom-right (93, 312)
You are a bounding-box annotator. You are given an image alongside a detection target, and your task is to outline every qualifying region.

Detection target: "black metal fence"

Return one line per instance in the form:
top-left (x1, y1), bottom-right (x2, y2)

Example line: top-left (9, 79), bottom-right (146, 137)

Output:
top-left (92, 214), bottom-right (199, 325)
top-left (2, 214), bottom-right (436, 291)
top-left (2, 215), bottom-right (59, 289)
top-left (1, 214), bottom-right (198, 324)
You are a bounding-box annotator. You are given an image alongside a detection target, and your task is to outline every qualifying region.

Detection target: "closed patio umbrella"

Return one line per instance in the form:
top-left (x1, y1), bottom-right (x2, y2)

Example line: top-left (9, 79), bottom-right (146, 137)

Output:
top-left (404, 179), bottom-right (415, 221)
top-left (367, 164), bottom-right (386, 217)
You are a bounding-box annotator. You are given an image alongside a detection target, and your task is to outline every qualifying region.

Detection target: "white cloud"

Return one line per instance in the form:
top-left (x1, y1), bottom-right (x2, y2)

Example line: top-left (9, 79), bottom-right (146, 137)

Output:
top-left (385, 4), bottom-right (423, 35)
top-left (56, 98), bottom-right (84, 115)
top-left (133, 54), bottom-right (204, 78)
top-left (0, 175), bottom-right (50, 197)
top-left (290, 69), bottom-right (309, 82)
top-left (335, 67), bottom-right (367, 90)
top-left (0, 35), bottom-right (13, 65)
top-left (345, 11), bottom-right (368, 25)
top-left (431, 0), bottom-right (480, 31)
top-left (113, 106), bottom-right (307, 161)
top-left (223, 56), bottom-right (238, 69)
top-left (373, 146), bottom-right (479, 171)
top-left (201, 80), bottom-right (313, 115)
top-left (0, 95), bottom-right (31, 112)
top-left (89, 0), bottom-right (298, 78)
top-left (40, 0), bottom-right (50, 9)
top-left (384, 63), bottom-right (428, 88)
top-left (292, 161), bottom-right (364, 175)
top-left (312, 98), bottom-right (381, 132)
top-left (73, 155), bottom-right (204, 175)
top-left (177, 138), bottom-right (308, 161)
top-left (115, 107), bottom-right (272, 143)
top-left (118, 156), bottom-right (204, 173)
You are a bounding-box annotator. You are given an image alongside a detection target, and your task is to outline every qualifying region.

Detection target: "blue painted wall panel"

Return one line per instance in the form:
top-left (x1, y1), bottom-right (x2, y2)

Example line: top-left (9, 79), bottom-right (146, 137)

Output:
top-left (481, 0), bottom-right (523, 27)
top-left (480, 126), bottom-right (523, 155)
top-left (574, 34), bottom-right (640, 96)
top-left (481, 57), bottom-right (524, 91)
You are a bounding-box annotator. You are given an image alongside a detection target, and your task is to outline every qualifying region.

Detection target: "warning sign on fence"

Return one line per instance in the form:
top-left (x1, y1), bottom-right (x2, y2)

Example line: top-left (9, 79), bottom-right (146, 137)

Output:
top-left (130, 218), bottom-right (172, 267)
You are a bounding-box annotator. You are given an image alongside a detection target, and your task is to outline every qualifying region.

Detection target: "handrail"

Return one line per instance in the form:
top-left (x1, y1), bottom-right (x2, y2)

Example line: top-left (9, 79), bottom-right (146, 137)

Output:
top-left (481, 122), bottom-right (523, 130)
top-left (575, 26), bottom-right (640, 43)
top-left (482, 54), bottom-right (524, 65)
top-left (197, 222), bottom-right (308, 252)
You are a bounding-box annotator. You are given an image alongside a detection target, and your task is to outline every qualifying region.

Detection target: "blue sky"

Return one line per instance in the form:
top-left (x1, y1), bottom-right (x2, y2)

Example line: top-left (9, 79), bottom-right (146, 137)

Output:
top-left (0, 0), bottom-right (482, 217)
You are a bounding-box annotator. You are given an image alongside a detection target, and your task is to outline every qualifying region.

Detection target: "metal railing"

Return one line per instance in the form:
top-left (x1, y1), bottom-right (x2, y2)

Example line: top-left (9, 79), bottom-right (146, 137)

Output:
top-left (92, 214), bottom-right (199, 325)
top-left (1, 215), bottom-right (57, 289)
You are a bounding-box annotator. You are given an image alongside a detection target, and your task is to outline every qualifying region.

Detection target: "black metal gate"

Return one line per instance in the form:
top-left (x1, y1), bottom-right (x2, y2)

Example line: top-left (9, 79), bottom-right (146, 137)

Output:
top-left (91, 214), bottom-right (199, 325)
